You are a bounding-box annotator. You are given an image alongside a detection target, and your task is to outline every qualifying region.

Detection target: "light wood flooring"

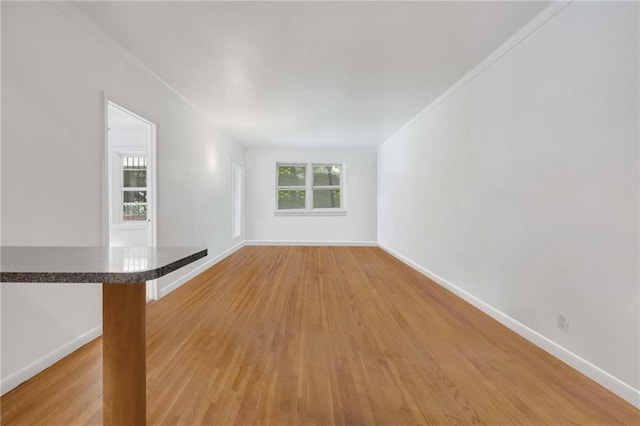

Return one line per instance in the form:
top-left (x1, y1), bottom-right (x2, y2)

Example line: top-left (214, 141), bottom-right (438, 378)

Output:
top-left (1, 246), bottom-right (638, 425)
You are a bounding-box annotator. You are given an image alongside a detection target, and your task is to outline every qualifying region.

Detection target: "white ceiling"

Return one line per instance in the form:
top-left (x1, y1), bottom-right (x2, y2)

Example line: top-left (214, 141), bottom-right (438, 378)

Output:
top-left (74, 1), bottom-right (550, 148)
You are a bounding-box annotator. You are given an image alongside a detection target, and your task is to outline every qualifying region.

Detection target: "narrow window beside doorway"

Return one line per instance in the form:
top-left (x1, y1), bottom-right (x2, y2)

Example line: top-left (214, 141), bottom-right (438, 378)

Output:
top-left (122, 156), bottom-right (147, 222)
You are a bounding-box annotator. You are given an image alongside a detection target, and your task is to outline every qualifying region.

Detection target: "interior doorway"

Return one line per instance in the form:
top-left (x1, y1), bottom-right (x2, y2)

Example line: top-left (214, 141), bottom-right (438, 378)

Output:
top-left (106, 101), bottom-right (158, 302)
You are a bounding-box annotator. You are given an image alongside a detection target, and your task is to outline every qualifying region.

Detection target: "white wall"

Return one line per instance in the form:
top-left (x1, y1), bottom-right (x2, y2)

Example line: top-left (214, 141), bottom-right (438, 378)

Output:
top-left (245, 148), bottom-right (376, 243)
top-left (1, 2), bottom-right (244, 393)
top-left (378, 0), bottom-right (639, 401)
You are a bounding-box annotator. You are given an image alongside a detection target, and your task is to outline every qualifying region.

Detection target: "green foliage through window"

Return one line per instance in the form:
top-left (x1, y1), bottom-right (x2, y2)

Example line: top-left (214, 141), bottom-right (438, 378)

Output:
top-left (277, 165), bottom-right (306, 186)
top-left (276, 163), bottom-right (342, 210)
top-left (313, 189), bottom-right (340, 208)
top-left (123, 204), bottom-right (147, 221)
top-left (313, 165), bottom-right (341, 186)
top-left (278, 190), bottom-right (306, 209)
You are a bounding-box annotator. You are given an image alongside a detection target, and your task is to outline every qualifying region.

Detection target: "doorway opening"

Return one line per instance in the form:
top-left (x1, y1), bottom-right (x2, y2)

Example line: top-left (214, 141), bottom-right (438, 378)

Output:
top-left (106, 101), bottom-right (158, 302)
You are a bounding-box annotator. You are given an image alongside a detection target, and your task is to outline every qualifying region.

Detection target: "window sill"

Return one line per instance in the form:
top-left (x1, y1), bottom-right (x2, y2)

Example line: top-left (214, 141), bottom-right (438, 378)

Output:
top-left (274, 209), bottom-right (347, 217)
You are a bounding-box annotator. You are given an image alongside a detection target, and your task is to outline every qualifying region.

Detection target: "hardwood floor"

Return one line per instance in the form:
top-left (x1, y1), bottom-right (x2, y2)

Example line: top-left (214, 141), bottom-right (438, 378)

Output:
top-left (1, 246), bottom-right (638, 425)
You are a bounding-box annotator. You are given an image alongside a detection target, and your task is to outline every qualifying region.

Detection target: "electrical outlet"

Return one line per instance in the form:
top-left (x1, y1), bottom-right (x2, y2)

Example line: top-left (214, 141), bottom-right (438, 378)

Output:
top-left (557, 313), bottom-right (569, 332)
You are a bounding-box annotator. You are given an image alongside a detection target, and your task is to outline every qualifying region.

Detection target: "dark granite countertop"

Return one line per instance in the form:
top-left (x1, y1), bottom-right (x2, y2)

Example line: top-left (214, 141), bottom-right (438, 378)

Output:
top-left (0, 246), bottom-right (208, 283)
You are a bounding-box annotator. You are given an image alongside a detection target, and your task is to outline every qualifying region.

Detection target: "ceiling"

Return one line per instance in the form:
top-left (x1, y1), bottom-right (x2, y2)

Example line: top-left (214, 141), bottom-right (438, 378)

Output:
top-left (74, 1), bottom-right (550, 148)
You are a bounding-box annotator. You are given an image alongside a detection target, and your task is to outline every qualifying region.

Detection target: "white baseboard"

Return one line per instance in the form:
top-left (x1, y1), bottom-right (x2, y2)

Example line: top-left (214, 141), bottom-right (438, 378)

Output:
top-left (159, 241), bottom-right (246, 298)
top-left (377, 242), bottom-right (640, 409)
top-left (1, 325), bottom-right (102, 396)
top-left (244, 240), bottom-right (377, 247)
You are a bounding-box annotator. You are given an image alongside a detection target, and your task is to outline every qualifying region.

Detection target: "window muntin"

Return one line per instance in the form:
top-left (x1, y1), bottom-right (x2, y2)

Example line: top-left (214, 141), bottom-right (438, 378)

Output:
top-left (278, 190), bottom-right (306, 209)
top-left (122, 156), bottom-right (147, 221)
top-left (276, 163), bottom-right (343, 211)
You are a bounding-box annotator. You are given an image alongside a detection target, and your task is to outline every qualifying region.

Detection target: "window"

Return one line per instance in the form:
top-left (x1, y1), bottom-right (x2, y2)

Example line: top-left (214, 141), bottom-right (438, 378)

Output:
top-left (232, 162), bottom-right (243, 238)
top-left (277, 164), bottom-right (307, 209)
top-left (122, 155), bottom-right (147, 221)
top-left (276, 163), bottom-right (344, 214)
top-left (312, 165), bottom-right (341, 208)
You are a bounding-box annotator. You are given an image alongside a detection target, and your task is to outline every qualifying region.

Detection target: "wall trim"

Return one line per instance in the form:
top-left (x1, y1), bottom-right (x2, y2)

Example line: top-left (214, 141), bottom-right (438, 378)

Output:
top-left (0, 325), bottom-right (102, 396)
top-left (244, 240), bottom-right (377, 247)
top-left (377, 242), bottom-right (640, 409)
top-left (159, 241), bottom-right (246, 298)
top-left (379, 0), bottom-right (573, 149)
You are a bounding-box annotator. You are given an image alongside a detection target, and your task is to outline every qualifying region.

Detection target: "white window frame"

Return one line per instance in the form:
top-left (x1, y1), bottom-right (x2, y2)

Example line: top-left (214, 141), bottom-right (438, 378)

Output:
top-left (275, 162), bottom-right (346, 216)
top-left (121, 154), bottom-right (148, 223)
top-left (109, 150), bottom-right (150, 229)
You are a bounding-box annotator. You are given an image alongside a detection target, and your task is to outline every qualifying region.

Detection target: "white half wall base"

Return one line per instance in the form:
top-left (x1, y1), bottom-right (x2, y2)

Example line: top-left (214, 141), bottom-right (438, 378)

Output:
top-left (0, 325), bottom-right (102, 395)
top-left (377, 242), bottom-right (640, 409)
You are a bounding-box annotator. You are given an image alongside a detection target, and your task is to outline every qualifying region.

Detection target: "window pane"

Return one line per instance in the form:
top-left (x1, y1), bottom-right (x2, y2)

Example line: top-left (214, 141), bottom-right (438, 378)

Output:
top-left (123, 190), bottom-right (147, 203)
top-left (313, 165), bottom-right (341, 186)
top-left (313, 189), bottom-right (340, 208)
top-left (278, 190), bottom-right (305, 209)
top-left (277, 165), bottom-right (306, 186)
top-left (123, 203), bottom-right (147, 221)
top-left (123, 165), bottom-right (147, 188)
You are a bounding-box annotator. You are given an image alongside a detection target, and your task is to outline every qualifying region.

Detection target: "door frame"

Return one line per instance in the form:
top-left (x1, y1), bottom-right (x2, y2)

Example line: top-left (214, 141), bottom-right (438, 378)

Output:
top-left (103, 95), bottom-right (158, 300)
